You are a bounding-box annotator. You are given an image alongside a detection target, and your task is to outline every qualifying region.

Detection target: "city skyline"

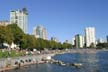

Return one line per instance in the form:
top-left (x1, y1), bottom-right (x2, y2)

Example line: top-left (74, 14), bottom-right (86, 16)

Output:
top-left (0, 0), bottom-right (108, 42)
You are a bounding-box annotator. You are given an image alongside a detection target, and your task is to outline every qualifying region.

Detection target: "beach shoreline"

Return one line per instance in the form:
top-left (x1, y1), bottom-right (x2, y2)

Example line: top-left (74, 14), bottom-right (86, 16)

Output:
top-left (0, 49), bottom-right (108, 72)
top-left (0, 53), bottom-right (55, 72)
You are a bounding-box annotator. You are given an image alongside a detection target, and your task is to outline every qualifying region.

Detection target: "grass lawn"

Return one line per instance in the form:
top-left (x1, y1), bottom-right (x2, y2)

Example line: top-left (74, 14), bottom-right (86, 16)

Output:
top-left (0, 49), bottom-right (23, 58)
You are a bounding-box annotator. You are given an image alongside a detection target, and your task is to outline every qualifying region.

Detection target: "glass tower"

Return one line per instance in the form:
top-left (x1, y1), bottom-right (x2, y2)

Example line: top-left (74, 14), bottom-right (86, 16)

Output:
top-left (33, 25), bottom-right (47, 40)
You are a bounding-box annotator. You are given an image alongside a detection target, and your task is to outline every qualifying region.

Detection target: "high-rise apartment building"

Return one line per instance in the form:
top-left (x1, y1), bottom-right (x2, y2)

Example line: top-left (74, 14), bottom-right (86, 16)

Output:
top-left (75, 34), bottom-right (84, 48)
top-left (51, 37), bottom-right (58, 42)
top-left (33, 25), bottom-right (47, 40)
top-left (71, 37), bottom-right (75, 46)
top-left (10, 8), bottom-right (28, 33)
top-left (65, 40), bottom-right (69, 44)
top-left (107, 36), bottom-right (108, 43)
top-left (85, 27), bottom-right (96, 47)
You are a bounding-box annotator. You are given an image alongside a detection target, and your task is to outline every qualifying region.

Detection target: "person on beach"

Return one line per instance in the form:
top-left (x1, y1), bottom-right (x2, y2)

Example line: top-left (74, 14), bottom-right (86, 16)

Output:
top-left (18, 63), bottom-right (21, 68)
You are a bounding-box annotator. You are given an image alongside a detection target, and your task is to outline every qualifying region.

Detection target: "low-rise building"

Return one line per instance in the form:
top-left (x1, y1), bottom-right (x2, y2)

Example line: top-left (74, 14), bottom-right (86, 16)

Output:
top-left (0, 20), bottom-right (10, 26)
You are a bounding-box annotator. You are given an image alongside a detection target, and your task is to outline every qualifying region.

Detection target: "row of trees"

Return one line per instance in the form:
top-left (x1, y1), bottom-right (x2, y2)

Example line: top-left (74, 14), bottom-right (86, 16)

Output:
top-left (0, 24), bottom-right (73, 50)
top-left (96, 43), bottom-right (108, 49)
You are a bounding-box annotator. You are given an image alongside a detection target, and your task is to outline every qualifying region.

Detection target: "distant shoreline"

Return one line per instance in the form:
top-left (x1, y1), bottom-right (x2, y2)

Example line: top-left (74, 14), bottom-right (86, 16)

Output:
top-left (63, 49), bottom-right (108, 54)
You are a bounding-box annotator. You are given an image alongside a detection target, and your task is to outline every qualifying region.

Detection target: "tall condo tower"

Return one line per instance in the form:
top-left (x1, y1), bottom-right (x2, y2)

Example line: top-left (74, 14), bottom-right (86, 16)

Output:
top-left (85, 27), bottom-right (96, 47)
top-left (75, 34), bottom-right (85, 48)
top-left (33, 25), bottom-right (47, 40)
top-left (10, 8), bottom-right (28, 33)
top-left (107, 35), bottom-right (108, 43)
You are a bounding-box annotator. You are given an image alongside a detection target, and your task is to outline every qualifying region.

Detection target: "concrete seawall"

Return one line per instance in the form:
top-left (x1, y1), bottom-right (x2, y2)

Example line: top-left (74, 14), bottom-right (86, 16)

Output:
top-left (0, 54), bottom-right (55, 71)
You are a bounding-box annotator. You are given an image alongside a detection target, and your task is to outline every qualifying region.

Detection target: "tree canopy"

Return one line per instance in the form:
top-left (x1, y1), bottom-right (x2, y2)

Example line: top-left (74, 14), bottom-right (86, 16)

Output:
top-left (0, 26), bottom-right (13, 44)
top-left (0, 24), bottom-right (73, 50)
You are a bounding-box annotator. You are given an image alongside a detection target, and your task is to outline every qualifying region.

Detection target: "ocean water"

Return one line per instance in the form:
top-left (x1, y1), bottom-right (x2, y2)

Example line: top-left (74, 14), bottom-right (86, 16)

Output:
top-left (7, 51), bottom-right (108, 72)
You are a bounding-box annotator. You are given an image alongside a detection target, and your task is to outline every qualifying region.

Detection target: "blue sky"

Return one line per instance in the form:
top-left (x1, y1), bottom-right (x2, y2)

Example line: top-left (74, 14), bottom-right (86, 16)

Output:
top-left (0, 0), bottom-right (108, 42)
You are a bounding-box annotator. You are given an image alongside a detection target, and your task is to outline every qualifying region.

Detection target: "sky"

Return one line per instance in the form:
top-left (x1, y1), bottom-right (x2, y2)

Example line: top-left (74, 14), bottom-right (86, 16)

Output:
top-left (0, 0), bottom-right (108, 42)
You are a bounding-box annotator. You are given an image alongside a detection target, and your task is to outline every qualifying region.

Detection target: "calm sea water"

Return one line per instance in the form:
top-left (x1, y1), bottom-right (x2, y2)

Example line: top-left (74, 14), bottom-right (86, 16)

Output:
top-left (7, 51), bottom-right (108, 72)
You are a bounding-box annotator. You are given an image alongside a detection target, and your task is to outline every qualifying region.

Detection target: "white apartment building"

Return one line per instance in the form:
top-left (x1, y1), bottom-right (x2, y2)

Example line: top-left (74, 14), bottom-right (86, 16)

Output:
top-left (85, 27), bottom-right (96, 47)
top-left (10, 8), bottom-right (28, 33)
top-left (33, 25), bottom-right (47, 40)
top-left (75, 34), bottom-right (85, 48)
top-left (51, 37), bottom-right (59, 42)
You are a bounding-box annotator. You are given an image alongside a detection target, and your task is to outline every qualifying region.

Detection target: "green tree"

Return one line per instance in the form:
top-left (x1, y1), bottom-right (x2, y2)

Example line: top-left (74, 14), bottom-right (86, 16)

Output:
top-left (7, 24), bottom-right (24, 45)
top-left (90, 43), bottom-right (95, 48)
top-left (36, 38), bottom-right (46, 50)
top-left (20, 34), bottom-right (37, 49)
top-left (96, 43), bottom-right (108, 49)
top-left (0, 26), bottom-right (13, 44)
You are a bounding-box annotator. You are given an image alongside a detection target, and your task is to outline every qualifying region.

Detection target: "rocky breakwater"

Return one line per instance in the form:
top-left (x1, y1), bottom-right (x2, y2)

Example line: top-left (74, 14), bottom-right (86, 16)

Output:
top-left (42, 56), bottom-right (83, 68)
top-left (0, 54), bottom-right (55, 72)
